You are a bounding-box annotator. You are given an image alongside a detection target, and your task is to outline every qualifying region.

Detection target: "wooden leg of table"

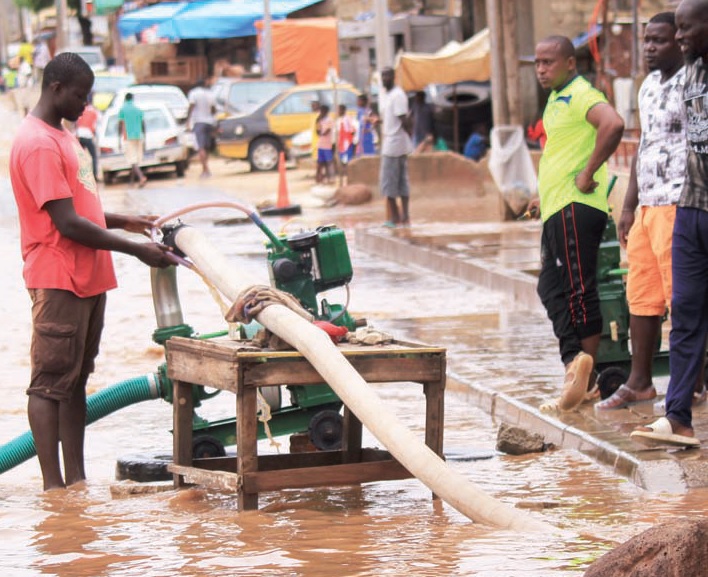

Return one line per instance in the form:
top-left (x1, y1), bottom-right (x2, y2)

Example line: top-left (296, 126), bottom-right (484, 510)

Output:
top-left (424, 379), bottom-right (445, 457)
top-left (237, 377), bottom-right (259, 511)
top-left (424, 371), bottom-right (445, 501)
top-left (172, 380), bottom-right (193, 488)
top-left (341, 405), bottom-right (362, 464)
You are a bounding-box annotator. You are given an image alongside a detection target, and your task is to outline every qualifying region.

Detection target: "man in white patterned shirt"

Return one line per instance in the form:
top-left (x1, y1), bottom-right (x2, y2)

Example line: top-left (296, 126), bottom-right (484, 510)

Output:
top-left (598, 12), bottom-right (706, 410)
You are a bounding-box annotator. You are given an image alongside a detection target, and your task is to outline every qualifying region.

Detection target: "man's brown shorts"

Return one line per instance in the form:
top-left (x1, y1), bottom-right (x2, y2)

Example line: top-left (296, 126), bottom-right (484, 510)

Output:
top-left (27, 289), bottom-right (106, 402)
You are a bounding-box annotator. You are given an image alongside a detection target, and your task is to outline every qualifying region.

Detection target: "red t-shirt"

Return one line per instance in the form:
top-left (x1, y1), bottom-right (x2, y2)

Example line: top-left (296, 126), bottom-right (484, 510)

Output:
top-left (10, 115), bottom-right (117, 297)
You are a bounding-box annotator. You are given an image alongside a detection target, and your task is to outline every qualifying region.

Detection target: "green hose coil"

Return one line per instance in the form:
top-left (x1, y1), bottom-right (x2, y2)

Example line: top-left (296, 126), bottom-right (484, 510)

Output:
top-left (0, 373), bottom-right (163, 475)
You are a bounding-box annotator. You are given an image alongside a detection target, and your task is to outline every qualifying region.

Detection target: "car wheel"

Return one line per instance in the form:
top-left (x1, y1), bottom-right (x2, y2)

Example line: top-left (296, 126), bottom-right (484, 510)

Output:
top-left (175, 160), bottom-right (187, 177)
top-left (103, 171), bottom-right (115, 185)
top-left (249, 137), bottom-right (280, 172)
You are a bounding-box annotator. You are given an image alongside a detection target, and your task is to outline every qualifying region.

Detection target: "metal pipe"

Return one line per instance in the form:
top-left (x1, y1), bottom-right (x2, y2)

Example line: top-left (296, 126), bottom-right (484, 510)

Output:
top-left (151, 266), bottom-right (185, 329)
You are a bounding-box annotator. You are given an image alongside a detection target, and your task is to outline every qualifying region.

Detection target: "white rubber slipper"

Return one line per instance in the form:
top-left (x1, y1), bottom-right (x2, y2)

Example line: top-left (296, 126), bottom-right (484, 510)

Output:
top-left (630, 417), bottom-right (700, 448)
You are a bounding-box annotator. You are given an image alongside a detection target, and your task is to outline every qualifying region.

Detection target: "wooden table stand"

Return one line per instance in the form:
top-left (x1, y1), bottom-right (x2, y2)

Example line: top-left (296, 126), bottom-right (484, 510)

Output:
top-left (165, 337), bottom-right (446, 511)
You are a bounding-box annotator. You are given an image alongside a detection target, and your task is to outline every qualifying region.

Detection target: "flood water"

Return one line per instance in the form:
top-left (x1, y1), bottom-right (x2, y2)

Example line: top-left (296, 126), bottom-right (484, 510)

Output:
top-left (1, 174), bottom-right (708, 577)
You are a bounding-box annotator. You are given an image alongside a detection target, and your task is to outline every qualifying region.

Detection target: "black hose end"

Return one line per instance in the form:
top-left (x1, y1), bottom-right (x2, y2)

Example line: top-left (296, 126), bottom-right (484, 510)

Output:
top-left (160, 223), bottom-right (189, 258)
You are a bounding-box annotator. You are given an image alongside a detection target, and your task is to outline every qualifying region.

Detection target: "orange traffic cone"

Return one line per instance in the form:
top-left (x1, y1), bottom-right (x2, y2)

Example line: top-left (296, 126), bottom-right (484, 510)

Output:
top-left (260, 152), bottom-right (302, 216)
top-left (276, 152), bottom-right (289, 208)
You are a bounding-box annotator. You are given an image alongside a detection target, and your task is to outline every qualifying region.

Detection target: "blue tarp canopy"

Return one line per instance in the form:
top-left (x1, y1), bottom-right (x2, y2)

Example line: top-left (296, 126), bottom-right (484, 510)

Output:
top-left (118, 2), bottom-right (188, 37)
top-left (119, 0), bottom-right (323, 40)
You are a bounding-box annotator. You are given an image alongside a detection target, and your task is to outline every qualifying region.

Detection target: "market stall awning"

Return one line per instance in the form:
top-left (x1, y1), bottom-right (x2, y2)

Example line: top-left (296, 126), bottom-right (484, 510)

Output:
top-left (118, 2), bottom-right (188, 37)
top-left (118, 0), bottom-right (324, 40)
top-left (395, 28), bottom-right (491, 92)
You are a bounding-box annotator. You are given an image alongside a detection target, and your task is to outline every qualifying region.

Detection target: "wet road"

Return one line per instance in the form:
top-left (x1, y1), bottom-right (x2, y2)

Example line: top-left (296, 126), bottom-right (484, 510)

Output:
top-left (1, 159), bottom-right (708, 575)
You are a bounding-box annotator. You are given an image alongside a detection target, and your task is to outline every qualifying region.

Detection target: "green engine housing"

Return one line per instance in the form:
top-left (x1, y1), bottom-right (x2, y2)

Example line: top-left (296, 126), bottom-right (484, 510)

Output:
top-left (265, 225), bottom-right (355, 329)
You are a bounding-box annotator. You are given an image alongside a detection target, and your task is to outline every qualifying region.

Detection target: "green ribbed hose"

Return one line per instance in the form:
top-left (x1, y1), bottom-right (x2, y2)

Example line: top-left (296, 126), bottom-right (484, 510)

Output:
top-left (0, 373), bottom-right (163, 475)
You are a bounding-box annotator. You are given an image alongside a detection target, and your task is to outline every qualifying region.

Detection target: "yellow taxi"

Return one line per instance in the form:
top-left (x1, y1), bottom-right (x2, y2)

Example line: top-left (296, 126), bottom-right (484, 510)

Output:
top-left (215, 82), bottom-right (361, 171)
top-left (91, 72), bottom-right (136, 111)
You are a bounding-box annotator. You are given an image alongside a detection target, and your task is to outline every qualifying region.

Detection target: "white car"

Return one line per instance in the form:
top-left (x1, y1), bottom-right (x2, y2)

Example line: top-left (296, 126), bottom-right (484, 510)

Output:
top-left (98, 103), bottom-right (189, 184)
top-left (56, 46), bottom-right (107, 72)
top-left (109, 84), bottom-right (190, 124)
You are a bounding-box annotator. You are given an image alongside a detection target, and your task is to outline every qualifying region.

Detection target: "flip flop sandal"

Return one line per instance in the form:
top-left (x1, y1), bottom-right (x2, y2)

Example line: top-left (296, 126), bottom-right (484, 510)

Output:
top-left (595, 384), bottom-right (657, 410)
top-left (630, 417), bottom-right (700, 448)
top-left (558, 352), bottom-right (594, 411)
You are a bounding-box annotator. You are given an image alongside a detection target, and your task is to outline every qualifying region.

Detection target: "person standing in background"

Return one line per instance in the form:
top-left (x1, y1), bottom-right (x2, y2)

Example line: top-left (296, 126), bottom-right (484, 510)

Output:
top-left (529, 35), bottom-right (624, 412)
top-left (630, 0), bottom-right (708, 448)
top-left (355, 94), bottom-right (376, 156)
top-left (596, 12), bottom-right (706, 411)
top-left (315, 104), bottom-right (334, 185)
top-left (378, 67), bottom-right (413, 228)
top-left (117, 92), bottom-right (147, 188)
top-left (76, 96), bottom-right (100, 181)
top-left (187, 78), bottom-right (216, 178)
top-left (336, 103), bottom-right (357, 178)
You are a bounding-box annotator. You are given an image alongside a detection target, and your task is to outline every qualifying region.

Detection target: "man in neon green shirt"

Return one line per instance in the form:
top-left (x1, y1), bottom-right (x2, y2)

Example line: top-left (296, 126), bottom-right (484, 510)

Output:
top-left (528, 36), bottom-right (624, 412)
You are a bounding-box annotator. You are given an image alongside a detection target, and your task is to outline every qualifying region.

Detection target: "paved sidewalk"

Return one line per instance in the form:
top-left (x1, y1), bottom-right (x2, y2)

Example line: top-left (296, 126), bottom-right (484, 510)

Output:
top-left (355, 221), bottom-right (708, 492)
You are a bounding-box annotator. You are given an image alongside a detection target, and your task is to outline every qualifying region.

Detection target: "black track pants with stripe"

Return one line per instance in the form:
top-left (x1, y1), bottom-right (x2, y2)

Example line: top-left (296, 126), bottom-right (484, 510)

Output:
top-left (537, 202), bottom-right (607, 365)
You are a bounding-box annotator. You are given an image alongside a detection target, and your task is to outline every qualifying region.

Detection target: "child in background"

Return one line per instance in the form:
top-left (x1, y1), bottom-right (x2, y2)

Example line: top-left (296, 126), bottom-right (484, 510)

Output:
top-left (337, 104), bottom-right (357, 177)
top-left (316, 104), bottom-right (333, 184)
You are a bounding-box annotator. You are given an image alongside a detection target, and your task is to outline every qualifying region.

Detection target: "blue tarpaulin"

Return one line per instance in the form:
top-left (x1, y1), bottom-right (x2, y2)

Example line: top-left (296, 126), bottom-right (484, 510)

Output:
top-left (118, 2), bottom-right (187, 37)
top-left (119, 0), bottom-right (323, 40)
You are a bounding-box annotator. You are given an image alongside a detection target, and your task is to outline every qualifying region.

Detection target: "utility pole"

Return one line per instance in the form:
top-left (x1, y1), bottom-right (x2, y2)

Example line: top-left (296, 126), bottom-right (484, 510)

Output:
top-left (56, 0), bottom-right (68, 51)
top-left (374, 0), bottom-right (391, 70)
top-left (485, 0), bottom-right (521, 126)
top-left (263, 0), bottom-right (274, 78)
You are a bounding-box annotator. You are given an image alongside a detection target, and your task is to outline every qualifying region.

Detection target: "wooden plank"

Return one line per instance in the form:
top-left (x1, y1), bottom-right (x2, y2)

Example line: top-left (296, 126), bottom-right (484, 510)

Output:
top-left (242, 357), bottom-right (443, 387)
top-left (172, 380), bottom-right (193, 488)
top-left (168, 465), bottom-right (241, 491)
top-left (192, 456), bottom-right (238, 472)
top-left (166, 348), bottom-right (238, 390)
top-left (243, 460), bottom-right (412, 492)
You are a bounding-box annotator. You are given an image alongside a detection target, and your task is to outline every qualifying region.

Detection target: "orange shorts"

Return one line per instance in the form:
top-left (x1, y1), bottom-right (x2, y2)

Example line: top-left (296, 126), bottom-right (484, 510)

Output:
top-left (625, 205), bottom-right (676, 317)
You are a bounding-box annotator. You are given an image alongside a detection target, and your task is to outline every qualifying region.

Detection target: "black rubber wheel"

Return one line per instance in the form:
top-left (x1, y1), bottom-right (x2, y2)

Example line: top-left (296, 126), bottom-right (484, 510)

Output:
top-left (192, 435), bottom-right (226, 459)
top-left (597, 367), bottom-right (628, 400)
top-left (102, 171), bottom-right (115, 185)
top-left (249, 137), bottom-right (280, 172)
top-left (308, 410), bottom-right (343, 451)
top-left (115, 452), bottom-right (172, 483)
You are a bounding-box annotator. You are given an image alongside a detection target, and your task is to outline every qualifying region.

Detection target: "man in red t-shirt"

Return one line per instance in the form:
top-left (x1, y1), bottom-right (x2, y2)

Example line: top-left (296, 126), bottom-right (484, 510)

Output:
top-left (10, 53), bottom-right (174, 491)
top-left (75, 99), bottom-right (100, 180)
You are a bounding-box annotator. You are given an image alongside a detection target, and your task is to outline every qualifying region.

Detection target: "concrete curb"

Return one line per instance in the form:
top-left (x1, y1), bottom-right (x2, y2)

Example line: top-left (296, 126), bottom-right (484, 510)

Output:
top-left (356, 226), bottom-right (697, 492)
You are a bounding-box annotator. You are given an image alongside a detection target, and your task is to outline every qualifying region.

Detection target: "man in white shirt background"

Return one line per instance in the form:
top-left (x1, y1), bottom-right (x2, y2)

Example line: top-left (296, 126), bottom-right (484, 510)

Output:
top-left (187, 78), bottom-right (216, 178)
top-left (378, 67), bottom-right (413, 228)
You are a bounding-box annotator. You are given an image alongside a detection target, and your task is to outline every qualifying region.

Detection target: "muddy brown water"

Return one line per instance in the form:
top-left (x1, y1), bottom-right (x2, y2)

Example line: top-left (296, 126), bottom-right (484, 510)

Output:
top-left (1, 177), bottom-right (707, 577)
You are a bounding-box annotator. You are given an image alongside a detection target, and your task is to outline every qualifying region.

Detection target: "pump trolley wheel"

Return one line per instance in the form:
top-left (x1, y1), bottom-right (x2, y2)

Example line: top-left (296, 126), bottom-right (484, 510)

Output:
top-left (192, 435), bottom-right (226, 459)
top-left (597, 367), bottom-right (629, 400)
top-left (308, 410), bottom-right (343, 451)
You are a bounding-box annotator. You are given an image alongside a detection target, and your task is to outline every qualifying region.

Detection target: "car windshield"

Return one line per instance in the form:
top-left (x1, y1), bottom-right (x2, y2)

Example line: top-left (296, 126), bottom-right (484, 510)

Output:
top-left (77, 51), bottom-right (103, 66)
top-left (134, 92), bottom-right (186, 108)
top-left (93, 75), bottom-right (135, 93)
top-left (227, 81), bottom-right (292, 113)
top-left (105, 109), bottom-right (172, 138)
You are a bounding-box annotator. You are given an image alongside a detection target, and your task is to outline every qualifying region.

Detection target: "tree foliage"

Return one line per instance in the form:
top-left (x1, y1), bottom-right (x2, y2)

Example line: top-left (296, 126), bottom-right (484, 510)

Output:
top-left (14, 0), bottom-right (83, 15)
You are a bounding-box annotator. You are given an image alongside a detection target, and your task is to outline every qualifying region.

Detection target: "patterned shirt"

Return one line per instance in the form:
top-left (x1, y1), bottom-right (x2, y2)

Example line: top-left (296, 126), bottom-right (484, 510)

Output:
top-left (680, 56), bottom-right (708, 212)
top-left (636, 68), bottom-right (686, 206)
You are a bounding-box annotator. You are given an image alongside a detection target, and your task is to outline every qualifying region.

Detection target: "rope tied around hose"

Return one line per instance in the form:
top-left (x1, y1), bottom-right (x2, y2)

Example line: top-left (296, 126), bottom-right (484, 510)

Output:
top-left (226, 285), bottom-right (315, 350)
top-left (226, 285), bottom-right (314, 324)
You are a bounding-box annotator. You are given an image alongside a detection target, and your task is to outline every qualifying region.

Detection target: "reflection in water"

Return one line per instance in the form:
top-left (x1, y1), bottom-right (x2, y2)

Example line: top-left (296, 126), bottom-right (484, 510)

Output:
top-left (1, 178), bottom-right (707, 576)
